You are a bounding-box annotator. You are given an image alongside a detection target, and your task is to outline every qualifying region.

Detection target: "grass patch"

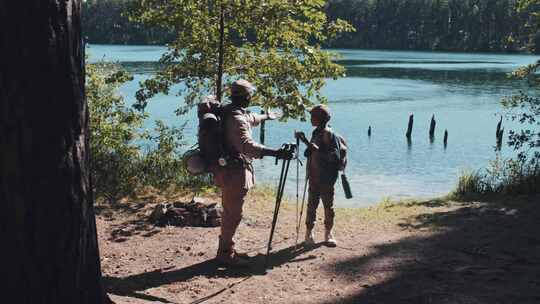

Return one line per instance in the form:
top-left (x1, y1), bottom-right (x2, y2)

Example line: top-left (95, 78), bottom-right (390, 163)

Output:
top-left (450, 170), bottom-right (490, 201)
top-left (450, 160), bottom-right (540, 201)
top-left (244, 185), bottom-right (458, 231)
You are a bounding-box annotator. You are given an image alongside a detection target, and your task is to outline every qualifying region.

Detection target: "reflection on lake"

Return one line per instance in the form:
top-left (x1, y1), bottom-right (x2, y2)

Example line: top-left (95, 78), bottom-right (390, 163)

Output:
top-left (88, 45), bottom-right (539, 207)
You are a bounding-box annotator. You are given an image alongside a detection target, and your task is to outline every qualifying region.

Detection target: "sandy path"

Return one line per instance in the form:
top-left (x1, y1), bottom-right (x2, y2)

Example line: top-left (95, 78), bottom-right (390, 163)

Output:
top-left (99, 192), bottom-right (540, 304)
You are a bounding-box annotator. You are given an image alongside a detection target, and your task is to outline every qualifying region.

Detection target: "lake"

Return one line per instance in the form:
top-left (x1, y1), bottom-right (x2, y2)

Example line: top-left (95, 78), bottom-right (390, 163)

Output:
top-left (88, 45), bottom-right (538, 207)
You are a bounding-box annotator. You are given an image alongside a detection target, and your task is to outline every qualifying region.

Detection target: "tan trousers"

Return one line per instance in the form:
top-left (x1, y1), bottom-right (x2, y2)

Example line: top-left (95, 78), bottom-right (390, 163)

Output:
top-left (217, 167), bottom-right (251, 248)
top-left (305, 183), bottom-right (335, 230)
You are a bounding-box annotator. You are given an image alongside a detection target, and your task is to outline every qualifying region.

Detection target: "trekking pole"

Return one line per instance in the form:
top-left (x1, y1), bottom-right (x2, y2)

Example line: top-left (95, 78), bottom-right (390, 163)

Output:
top-left (296, 156), bottom-right (309, 247)
top-left (265, 144), bottom-right (295, 268)
top-left (265, 158), bottom-right (288, 268)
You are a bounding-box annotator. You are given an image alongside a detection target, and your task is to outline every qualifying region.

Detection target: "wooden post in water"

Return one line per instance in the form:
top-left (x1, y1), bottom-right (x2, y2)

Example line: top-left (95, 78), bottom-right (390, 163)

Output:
top-left (443, 129), bottom-right (448, 148)
top-left (260, 109), bottom-right (266, 145)
top-left (368, 126), bottom-right (372, 137)
top-left (496, 128), bottom-right (504, 150)
top-left (496, 116), bottom-right (504, 150)
top-left (406, 114), bottom-right (414, 140)
top-left (496, 115), bottom-right (503, 138)
top-left (429, 114), bottom-right (436, 141)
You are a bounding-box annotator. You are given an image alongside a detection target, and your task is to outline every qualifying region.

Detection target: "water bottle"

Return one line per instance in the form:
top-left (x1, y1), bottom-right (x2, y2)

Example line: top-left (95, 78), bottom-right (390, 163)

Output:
top-left (341, 173), bottom-right (353, 199)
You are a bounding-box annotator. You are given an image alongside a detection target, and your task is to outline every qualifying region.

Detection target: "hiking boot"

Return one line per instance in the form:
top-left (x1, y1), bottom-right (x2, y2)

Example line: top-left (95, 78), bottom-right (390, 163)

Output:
top-left (216, 237), bottom-right (250, 267)
top-left (304, 228), bottom-right (315, 246)
top-left (324, 229), bottom-right (337, 247)
top-left (216, 250), bottom-right (250, 267)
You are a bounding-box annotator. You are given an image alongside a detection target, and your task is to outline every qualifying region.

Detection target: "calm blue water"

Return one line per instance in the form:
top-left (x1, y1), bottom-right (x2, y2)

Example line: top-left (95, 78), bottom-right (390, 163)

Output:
top-left (88, 45), bottom-right (539, 207)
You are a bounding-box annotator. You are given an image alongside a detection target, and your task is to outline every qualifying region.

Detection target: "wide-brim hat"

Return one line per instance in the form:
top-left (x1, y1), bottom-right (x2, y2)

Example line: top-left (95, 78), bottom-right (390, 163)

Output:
top-left (230, 79), bottom-right (256, 97)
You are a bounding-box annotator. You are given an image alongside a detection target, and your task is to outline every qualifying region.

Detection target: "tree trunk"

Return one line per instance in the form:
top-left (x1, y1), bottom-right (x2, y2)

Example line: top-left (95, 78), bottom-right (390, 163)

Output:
top-left (216, 4), bottom-right (225, 102)
top-left (0, 1), bottom-right (109, 303)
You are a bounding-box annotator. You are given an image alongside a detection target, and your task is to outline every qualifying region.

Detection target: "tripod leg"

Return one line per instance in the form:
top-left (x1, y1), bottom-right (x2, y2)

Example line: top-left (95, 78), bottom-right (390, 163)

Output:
top-left (265, 159), bottom-right (287, 268)
top-left (265, 158), bottom-right (293, 268)
top-left (277, 158), bottom-right (291, 205)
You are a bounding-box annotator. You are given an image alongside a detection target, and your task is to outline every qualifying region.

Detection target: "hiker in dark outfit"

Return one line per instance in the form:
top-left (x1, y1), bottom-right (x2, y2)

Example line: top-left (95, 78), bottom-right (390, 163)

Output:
top-left (295, 105), bottom-right (342, 247)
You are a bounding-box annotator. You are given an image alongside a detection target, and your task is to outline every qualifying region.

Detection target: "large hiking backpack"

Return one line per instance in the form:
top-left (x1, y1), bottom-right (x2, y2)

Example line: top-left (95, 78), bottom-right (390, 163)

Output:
top-left (196, 96), bottom-right (227, 172)
top-left (183, 96), bottom-right (227, 175)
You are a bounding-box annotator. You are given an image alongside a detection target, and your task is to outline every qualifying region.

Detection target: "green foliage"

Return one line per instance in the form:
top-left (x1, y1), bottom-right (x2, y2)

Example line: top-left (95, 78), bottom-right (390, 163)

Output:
top-left (82, 0), bottom-right (175, 44)
top-left (502, 89), bottom-right (540, 154)
top-left (452, 157), bottom-right (540, 200)
top-left (83, 1), bottom-right (538, 52)
top-left (326, 0), bottom-right (529, 52)
top-left (503, 3), bottom-right (540, 178)
top-left (87, 62), bottom-right (211, 203)
top-left (517, 0), bottom-right (540, 52)
top-left (137, 121), bottom-right (213, 191)
top-left (453, 2), bottom-right (540, 200)
top-left (87, 62), bottom-right (144, 202)
top-left (129, 0), bottom-right (354, 120)
top-left (500, 60), bottom-right (540, 194)
top-left (518, 0), bottom-right (540, 12)
top-left (452, 170), bottom-right (487, 199)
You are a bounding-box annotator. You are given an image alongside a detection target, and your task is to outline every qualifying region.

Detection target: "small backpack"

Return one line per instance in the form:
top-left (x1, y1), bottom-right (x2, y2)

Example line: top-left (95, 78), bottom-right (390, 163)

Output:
top-left (332, 132), bottom-right (348, 171)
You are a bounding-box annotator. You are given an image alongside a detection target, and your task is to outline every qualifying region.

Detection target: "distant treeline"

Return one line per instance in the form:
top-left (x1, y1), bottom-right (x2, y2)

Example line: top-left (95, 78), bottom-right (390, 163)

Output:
top-left (82, 0), bottom-right (175, 45)
top-left (326, 0), bottom-right (538, 52)
top-left (83, 0), bottom-right (540, 53)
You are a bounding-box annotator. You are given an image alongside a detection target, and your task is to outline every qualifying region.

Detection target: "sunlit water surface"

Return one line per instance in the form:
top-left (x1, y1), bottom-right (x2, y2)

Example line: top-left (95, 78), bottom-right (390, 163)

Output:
top-left (88, 45), bottom-right (538, 207)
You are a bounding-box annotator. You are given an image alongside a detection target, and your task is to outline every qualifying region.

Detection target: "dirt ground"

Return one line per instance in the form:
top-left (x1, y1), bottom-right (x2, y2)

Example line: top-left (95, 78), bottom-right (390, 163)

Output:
top-left (98, 189), bottom-right (540, 304)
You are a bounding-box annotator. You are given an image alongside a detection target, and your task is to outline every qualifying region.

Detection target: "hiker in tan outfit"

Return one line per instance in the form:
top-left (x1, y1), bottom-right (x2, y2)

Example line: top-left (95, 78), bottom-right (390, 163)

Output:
top-left (214, 79), bottom-right (293, 266)
top-left (295, 105), bottom-right (341, 247)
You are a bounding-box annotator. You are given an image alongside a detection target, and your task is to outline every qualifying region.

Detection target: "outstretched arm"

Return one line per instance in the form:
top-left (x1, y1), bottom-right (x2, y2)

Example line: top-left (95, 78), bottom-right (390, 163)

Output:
top-left (295, 131), bottom-right (319, 150)
top-left (227, 114), bottom-right (292, 160)
top-left (250, 111), bottom-right (282, 127)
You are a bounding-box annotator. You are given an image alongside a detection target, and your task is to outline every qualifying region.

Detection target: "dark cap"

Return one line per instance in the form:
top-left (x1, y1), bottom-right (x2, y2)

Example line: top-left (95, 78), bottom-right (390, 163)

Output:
top-left (309, 104), bottom-right (331, 121)
top-left (230, 79), bottom-right (256, 97)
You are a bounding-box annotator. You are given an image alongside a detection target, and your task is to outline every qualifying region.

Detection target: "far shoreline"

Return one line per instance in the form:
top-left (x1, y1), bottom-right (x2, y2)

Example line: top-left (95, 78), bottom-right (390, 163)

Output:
top-left (85, 42), bottom-right (540, 57)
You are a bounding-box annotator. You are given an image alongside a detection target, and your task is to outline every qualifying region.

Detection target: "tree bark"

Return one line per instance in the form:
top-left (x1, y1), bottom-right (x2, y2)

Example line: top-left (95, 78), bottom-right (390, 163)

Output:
top-left (0, 1), bottom-right (108, 303)
top-left (216, 4), bottom-right (225, 102)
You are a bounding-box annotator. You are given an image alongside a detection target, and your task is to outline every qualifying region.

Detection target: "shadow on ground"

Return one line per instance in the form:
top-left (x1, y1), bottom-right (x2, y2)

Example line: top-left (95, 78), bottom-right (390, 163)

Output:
top-left (104, 243), bottom-right (322, 303)
top-left (96, 199), bottom-right (162, 242)
top-left (322, 195), bottom-right (540, 304)
top-left (96, 195), bottom-right (219, 242)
